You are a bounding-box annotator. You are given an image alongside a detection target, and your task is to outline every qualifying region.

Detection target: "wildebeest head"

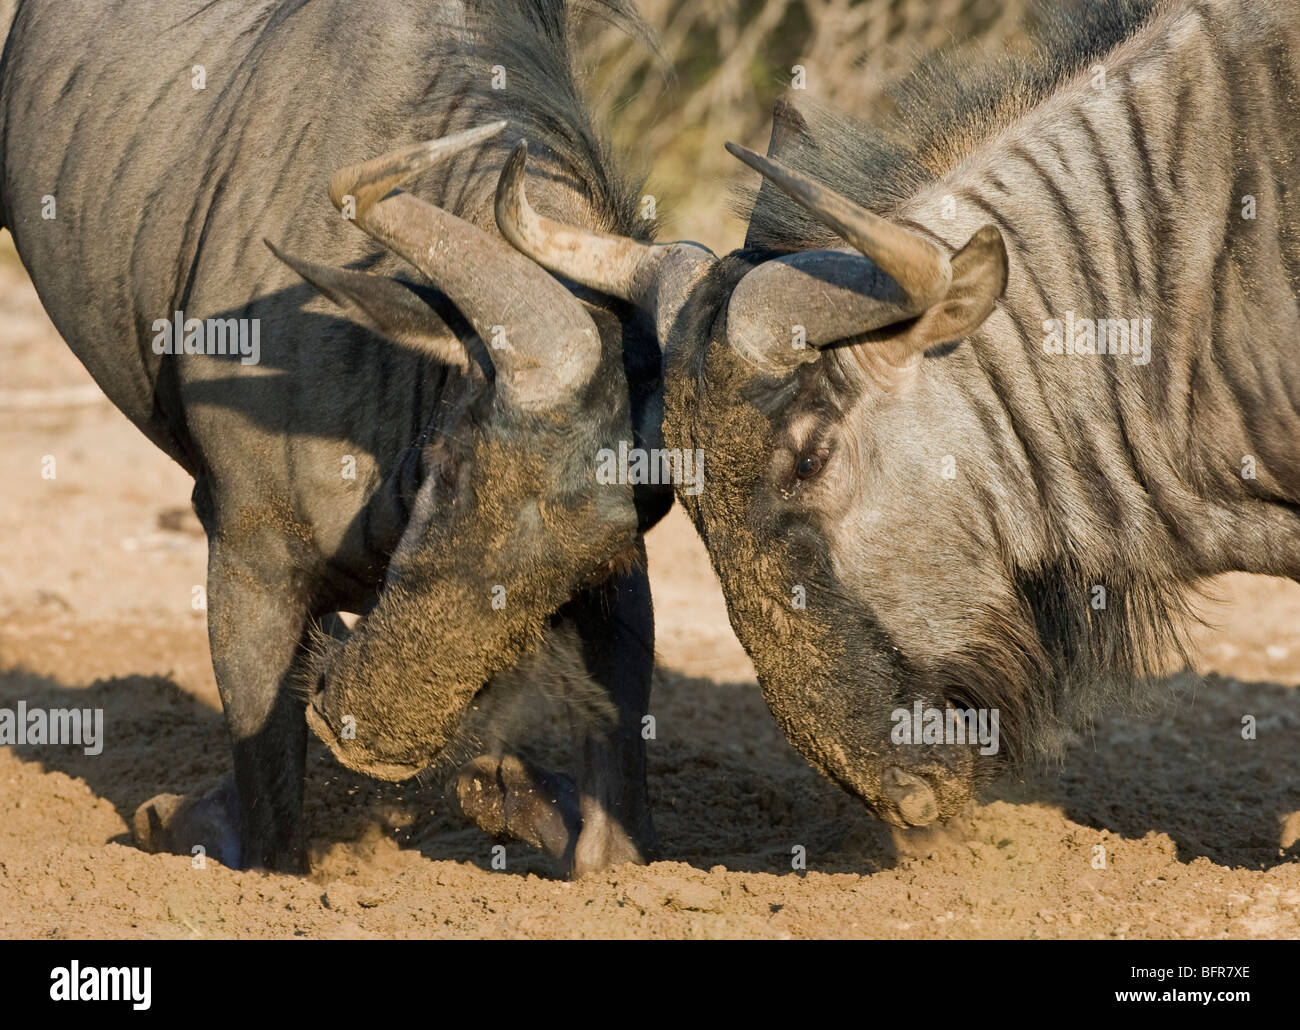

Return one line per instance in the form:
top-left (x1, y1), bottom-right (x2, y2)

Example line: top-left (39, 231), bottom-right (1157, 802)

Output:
top-left (269, 124), bottom-right (658, 780)
top-left (493, 130), bottom-right (1019, 828)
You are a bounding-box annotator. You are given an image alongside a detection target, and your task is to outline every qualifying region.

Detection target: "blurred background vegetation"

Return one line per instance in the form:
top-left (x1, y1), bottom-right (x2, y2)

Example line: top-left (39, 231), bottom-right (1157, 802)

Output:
top-left (584, 0), bottom-right (1041, 252)
top-left (0, 2), bottom-right (1044, 264)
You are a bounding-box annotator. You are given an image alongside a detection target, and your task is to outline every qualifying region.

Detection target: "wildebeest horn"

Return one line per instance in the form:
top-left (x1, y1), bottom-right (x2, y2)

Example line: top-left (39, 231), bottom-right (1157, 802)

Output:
top-left (494, 141), bottom-right (715, 340)
top-left (725, 143), bottom-right (952, 305)
top-left (723, 142), bottom-right (971, 372)
top-left (326, 122), bottom-right (601, 410)
top-left (728, 143), bottom-right (1008, 371)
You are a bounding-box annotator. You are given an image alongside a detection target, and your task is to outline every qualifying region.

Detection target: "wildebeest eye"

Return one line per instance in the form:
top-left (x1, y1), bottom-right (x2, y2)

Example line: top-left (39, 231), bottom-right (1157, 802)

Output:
top-left (421, 440), bottom-right (459, 493)
top-left (796, 449), bottom-right (828, 480)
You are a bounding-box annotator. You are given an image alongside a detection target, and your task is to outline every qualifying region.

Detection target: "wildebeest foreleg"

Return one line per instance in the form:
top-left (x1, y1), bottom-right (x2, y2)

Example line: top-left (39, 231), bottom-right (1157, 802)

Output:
top-left (565, 557), bottom-right (658, 875)
top-left (134, 543), bottom-right (310, 873)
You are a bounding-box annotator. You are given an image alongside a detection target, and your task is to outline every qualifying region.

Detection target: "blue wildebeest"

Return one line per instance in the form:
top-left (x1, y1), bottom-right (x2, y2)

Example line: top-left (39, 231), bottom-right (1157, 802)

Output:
top-left (493, 0), bottom-right (1300, 829)
top-left (0, 0), bottom-right (670, 875)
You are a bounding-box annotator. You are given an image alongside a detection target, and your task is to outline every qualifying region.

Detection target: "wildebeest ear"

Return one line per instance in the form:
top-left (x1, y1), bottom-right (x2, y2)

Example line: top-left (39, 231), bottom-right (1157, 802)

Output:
top-left (744, 95), bottom-right (812, 250)
top-left (861, 225), bottom-right (1008, 357)
top-left (264, 239), bottom-right (474, 373)
top-left (833, 226), bottom-right (1007, 391)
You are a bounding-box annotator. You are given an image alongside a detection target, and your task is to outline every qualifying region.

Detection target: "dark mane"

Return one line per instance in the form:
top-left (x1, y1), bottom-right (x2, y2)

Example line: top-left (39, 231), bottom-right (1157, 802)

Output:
top-left (426, 0), bottom-right (657, 239)
top-left (742, 0), bottom-right (1166, 250)
top-left (941, 560), bottom-right (1202, 768)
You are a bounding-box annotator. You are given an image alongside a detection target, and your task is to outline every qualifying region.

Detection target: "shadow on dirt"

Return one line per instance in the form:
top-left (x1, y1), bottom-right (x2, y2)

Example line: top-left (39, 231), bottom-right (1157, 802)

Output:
top-left (0, 665), bottom-right (462, 869)
top-left (1008, 672), bottom-right (1300, 869)
top-left (2, 664), bottom-right (1295, 877)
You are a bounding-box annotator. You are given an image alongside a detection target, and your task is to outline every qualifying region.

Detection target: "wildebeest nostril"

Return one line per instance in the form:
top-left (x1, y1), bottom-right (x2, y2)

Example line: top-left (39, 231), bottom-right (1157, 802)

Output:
top-left (881, 767), bottom-right (939, 827)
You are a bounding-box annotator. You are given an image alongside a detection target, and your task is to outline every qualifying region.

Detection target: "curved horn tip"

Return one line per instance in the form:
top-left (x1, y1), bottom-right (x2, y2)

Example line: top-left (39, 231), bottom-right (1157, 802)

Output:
top-left (724, 140), bottom-right (761, 166)
top-left (262, 241), bottom-right (325, 290)
top-left (725, 142), bottom-right (790, 193)
top-left (494, 141), bottom-right (531, 245)
top-left (500, 139), bottom-right (528, 197)
top-left (472, 118), bottom-right (510, 138)
top-left (423, 119), bottom-right (509, 152)
top-left (264, 237), bottom-right (305, 274)
top-left (328, 120), bottom-right (511, 211)
top-left (443, 119), bottom-right (509, 158)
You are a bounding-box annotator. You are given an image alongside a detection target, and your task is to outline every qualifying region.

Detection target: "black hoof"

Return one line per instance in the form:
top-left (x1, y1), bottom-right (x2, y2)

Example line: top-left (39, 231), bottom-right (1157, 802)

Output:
top-left (132, 778), bottom-right (243, 869)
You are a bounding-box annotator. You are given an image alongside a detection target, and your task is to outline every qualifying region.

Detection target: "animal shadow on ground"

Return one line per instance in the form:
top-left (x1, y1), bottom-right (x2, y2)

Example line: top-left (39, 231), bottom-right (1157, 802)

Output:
top-left (1001, 672), bottom-right (1300, 869)
top-left (0, 662), bottom-right (900, 877)
top-left (2, 665), bottom-right (1295, 877)
top-left (0, 666), bottom-right (490, 873)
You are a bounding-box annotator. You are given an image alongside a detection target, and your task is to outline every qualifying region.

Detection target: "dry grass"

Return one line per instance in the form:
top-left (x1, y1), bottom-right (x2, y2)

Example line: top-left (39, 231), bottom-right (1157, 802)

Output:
top-left (583, 0), bottom-right (1037, 251)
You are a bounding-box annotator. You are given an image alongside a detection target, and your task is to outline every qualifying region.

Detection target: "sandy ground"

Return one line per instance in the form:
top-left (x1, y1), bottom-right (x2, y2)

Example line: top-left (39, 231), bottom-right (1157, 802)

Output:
top-left (1, 230), bottom-right (1298, 939)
